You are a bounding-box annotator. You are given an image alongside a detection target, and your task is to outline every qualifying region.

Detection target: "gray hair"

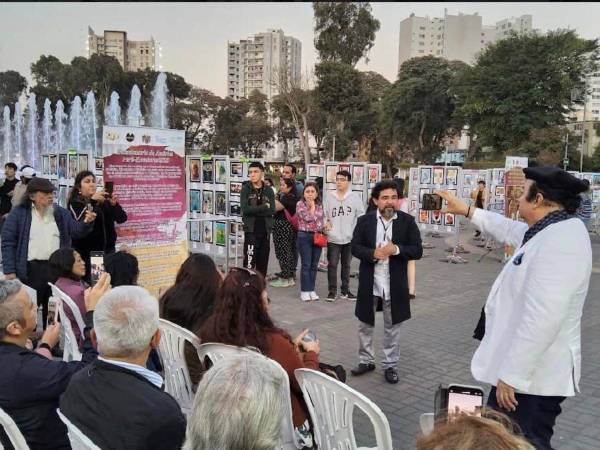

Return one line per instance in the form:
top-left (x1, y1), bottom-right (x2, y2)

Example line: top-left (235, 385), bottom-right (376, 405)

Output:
top-left (0, 279), bottom-right (24, 339)
top-left (93, 286), bottom-right (159, 358)
top-left (184, 354), bottom-right (286, 450)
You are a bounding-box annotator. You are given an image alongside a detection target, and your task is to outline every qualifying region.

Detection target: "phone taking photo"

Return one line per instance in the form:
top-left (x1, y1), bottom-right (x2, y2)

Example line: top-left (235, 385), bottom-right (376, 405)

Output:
top-left (446, 384), bottom-right (484, 421)
top-left (90, 251), bottom-right (105, 286)
top-left (422, 193), bottom-right (443, 211)
top-left (302, 329), bottom-right (317, 343)
top-left (105, 181), bottom-right (114, 197)
top-left (47, 297), bottom-right (58, 328)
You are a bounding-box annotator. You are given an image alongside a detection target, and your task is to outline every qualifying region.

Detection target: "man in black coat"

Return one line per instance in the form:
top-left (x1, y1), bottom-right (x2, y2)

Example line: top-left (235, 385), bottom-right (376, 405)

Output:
top-left (0, 276), bottom-right (108, 450)
top-left (350, 180), bottom-right (422, 384)
top-left (60, 285), bottom-right (186, 450)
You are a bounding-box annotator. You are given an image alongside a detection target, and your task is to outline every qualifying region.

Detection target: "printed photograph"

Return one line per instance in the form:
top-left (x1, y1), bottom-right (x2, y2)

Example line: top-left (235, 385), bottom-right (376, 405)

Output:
top-left (215, 159), bottom-right (227, 184)
top-left (308, 165), bottom-right (323, 179)
top-left (78, 154), bottom-right (89, 173)
top-left (96, 176), bottom-right (103, 186)
top-left (230, 201), bottom-right (241, 216)
top-left (326, 165), bottom-right (337, 184)
top-left (215, 191), bottom-right (227, 215)
top-left (338, 163), bottom-right (351, 174)
top-left (445, 168), bottom-right (458, 186)
top-left (420, 167), bottom-right (431, 185)
top-left (419, 209), bottom-right (430, 224)
top-left (49, 155), bottom-right (57, 175)
top-left (189, 190), bottom-right (201, 212)
top-left (58, 185), bottom-right (68, 208)
top-left (462, 187), bottom-right (472, 198)
top-left (419, 188), bottom-right (430, 203)
top-left (202, 222), bottom-right (213, 244)
top-left (352, 189), bottom-right (364, 203)
top-left (189, 159), bottom-right (201, 182)
top-left (202, 160), bottom-right (214, 183)
top-left (229, 222), bottom-right (237, 235)
top-left (368, 166), bottom-right (379, 184)
top-left (190, 221), bottom-right (201, 242)
top-left (215, 221), bottom-right (227, 247)
top-left (202, 190), bottom-right (214, 214)
top-left (444, 213), bottom-right (455, 226)
top-left (95, 158), bottom-right (104, 171)
top-left (433, 168), bottom-right (444, 185)
top-left (68, 155), bottom-right (78, 179)
top-left (230, 181), bottom-right (242, 195)
top-left (410, 200), bottom-right (417, 212)
top-left (42, 156), bottom-right (49, 175)
top-left (352, 165), bottom-right (364, 185)
top-left (463, 173), bottom-right (473, 186)
top-left (230, 162), bottom-right (243, 177)
top-left (58, 154), bottom-right (67, 178)
top-left (431, 210), bottom-right (442, 225)
top-left (495, 186), bottom-right (505, 197)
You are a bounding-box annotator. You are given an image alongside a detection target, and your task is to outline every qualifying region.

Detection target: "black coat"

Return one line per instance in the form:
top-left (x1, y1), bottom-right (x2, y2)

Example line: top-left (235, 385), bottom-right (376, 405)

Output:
top-left (351, 211), bottom-right (423, 326)
top-left (59, 359), bottom-right (186, 450)
top-left (0, 312), bottom-right (97, 450)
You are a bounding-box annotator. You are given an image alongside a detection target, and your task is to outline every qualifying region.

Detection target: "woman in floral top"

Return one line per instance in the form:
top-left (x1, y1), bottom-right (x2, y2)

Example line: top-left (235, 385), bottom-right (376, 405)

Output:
top-left (296, 182), bottom-right (329, 302)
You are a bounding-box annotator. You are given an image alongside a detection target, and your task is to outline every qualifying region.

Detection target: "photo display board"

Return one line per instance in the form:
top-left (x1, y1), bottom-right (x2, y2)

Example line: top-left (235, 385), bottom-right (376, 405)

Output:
top-left (486, 168), bottom-right (506, 215)
top-left (460, 169), bottom-right (487, 205)
top-left (40, 151), bottom-right (97, 208)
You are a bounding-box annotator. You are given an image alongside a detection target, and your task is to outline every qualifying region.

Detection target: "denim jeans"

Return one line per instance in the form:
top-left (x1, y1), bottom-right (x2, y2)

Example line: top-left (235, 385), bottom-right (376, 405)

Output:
top-left (297, 231), bottom-right (322, 292)
top-left (327, 242), bottom-right (352, 294)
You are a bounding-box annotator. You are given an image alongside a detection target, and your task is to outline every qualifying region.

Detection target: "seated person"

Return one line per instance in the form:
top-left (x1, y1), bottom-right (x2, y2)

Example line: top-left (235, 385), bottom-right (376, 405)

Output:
top-left (0, 276), bottom-right (108, 450)
top-left (49, 247), bottom-right (88, 343)
top-left (415, 410), bottom-right (534, 450)
top-left (104, 250), bottom-right (139, 287)
top-left (60, 286), bottom-right (186, 450)
top-left (160, 253), bottom-right (223, 384)
top-left (183, 353), bottom-right (286, 450)
top-left (200, 267), bottom-right (320, 447)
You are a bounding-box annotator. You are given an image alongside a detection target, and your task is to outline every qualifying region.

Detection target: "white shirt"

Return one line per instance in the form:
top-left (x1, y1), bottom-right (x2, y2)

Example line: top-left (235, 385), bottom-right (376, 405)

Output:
top-left (28, 206), bottom-right (60, 261)
top-left (373, 210), bottom-right (400, 300)
top-left (98, 356), bottom-right (164, 388)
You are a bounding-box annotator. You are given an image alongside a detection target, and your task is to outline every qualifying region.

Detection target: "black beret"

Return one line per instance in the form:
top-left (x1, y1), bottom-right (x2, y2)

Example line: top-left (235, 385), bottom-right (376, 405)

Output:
top-left (523, 166), bottom-right (588, 196)
top-left (26, 177), bottom-right (56, 194)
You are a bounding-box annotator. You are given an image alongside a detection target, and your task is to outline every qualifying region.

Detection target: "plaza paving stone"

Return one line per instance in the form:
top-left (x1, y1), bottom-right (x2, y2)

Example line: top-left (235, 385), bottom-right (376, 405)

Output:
top-left (264, 227), bottom-right (600, 450)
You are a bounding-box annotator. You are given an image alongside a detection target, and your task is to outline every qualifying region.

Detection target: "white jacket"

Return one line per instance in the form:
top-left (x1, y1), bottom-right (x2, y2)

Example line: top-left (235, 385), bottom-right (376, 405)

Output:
top-left (470, 209), bottom-right (592, 397)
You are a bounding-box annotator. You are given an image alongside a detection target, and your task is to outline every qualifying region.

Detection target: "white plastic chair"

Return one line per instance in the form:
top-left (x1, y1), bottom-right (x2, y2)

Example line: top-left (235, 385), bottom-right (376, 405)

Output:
top-left (54, 297), bottom-right (82, 362)
top-left (48, 282), bottom-right (85, 337)
top-left (156, 318), bottom-right (203, 416)
top-left (197, 343), bottom-right (300, 450)
top-left (0, 406), bottom-right (29, 450)
top-left (295, 368), bottom-right (393, 450)
top-left (56, 409), bottom-right (100, 450)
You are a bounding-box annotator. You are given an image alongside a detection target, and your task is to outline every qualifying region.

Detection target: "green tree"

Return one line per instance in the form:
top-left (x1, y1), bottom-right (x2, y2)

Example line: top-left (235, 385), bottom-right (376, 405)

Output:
top-left (173, 87), bottom-right (221, 152)
top-left (515, 126), bottom-right (578, 166)
top-left (313, 2), bottom-right (380, 67)
top-left (0, 70), bottom-right (28, 109)
top-left (271, 95), bottom-right (300, 162)
top-left (452, 30), bottom-right (599, 153)
top-left (380, 56), bottom-right (464, 164)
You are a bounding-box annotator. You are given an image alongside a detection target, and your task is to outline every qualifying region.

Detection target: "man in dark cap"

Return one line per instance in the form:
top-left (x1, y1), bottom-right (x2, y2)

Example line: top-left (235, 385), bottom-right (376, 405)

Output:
top-left (437, 167), bottom-right (592, 450)
top-left (1, 177), bottom-right (96, 325)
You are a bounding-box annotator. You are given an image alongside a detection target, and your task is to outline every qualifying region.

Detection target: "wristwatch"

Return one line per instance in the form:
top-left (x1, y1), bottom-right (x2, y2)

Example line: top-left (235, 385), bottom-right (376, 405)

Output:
top-left (38, 343), bottom-right (52, 352)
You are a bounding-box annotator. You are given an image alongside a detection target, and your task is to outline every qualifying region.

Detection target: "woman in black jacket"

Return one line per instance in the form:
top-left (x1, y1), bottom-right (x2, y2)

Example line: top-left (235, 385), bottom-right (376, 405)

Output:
top-left (270, 178), bottom-right (298, 288)
top-left (68, 170), bottom-right (127, 281)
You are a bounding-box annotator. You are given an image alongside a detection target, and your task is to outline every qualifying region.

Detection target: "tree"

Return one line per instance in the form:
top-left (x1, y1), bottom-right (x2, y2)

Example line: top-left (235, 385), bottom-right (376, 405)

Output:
top-left (173, 87), bottom-right (221, 152)
top-left (515, 126), bottom-right (578, 166)
top-left (313, 2), bottom-right (380, 67)
top-left (0, 70), bottom-right (27, 109)
top-left (380, 56), bottom-right (465, 164)
top-left (452, 30), bottom-right (599, 153)
top-left (271, 95), bottom-right (301, 162)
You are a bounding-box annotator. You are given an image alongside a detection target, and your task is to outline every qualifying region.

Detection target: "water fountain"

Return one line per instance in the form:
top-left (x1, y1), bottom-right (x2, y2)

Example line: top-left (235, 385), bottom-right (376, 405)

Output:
top-left (26, 94), bottom-right (39, 167)
top-left (13, 103), bottom-right (24, 166)
top-left (105, 91), bottom-right (121, 126)
top-left (70, 96), bottom-right (82, 151)
top-left (2, 106), bottom-right (12, 164)
top-left (83, 91), bottom-right (98, 157)
top-left (55, 100), bottom-right (66, 153)
top-left (151, 72), bottom-right (169, 128)
top-left (42, 99), bottom-right (53, 154)
top-left (127, 85), bottom-right (143, 126)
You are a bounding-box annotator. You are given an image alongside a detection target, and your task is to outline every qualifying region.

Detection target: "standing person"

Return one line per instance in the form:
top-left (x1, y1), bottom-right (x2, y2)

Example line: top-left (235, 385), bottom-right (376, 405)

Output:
top-left (0, 162), bottom-right (18, 226)
top-left (296, 182), bottom-right (328, 302)
top-left (324, 170), bottom-right (364, 302)
top-left (1, 177), bottom-right (95, 325)
top-left (282, 163), bottom-right (304, 198)
top-left (436, 167), bottom-right (592, 450)
top-left (350, 180), bottom-right (423, 384)
top-left (241, 161), bottom-right (275, 277)
top-left (11, 165), bottom-right (36, 208)
top-left (270, 178), bottom-right (298, 288)
top-left (471, 180), bottom-right (488, 238)
top-left (576, 179), bottom-right (593, 230)
top-left (68, 171), bottom-right (127, 281)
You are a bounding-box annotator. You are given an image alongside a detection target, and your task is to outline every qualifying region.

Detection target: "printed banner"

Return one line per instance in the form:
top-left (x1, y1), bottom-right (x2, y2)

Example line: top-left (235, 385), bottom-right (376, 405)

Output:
top-left (102, 125), bottom-right (187, 297)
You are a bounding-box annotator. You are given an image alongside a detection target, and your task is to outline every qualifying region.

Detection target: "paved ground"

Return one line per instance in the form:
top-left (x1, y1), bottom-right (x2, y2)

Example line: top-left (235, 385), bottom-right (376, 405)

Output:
top-left (263, 226), bottom-right (600, 450)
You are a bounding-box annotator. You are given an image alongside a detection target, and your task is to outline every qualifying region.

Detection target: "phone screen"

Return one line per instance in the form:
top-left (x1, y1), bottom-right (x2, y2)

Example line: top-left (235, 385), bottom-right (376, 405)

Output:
top-left (105, 181), bottom-right (114, 196)
top-left (447, 386), bottom-right (483, 420)
top-left (47, 297), bottom-right (57, 328)
top-left (90, 252), bottom-right (105, 286)
top-left (302, 330), bottom-right (317, 343)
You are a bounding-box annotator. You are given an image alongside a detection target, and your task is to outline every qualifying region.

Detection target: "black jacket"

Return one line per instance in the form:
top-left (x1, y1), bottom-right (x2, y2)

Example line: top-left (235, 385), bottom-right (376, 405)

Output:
top-left (240, 181), bottom-right (275, 234)
top-left (60, 359), bottom-right (186, 450)
top-left (0, 178), bottom-right (18, 216)
top-left (0, 312), bottom-right (97, 450)
top-left (351, 211), bottom-right (423, 326)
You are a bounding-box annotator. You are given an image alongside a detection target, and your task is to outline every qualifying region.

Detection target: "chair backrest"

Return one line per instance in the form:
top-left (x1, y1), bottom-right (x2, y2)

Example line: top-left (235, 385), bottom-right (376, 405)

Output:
top-left (295, 368), bottom-right (393, 450)
top-left (156, 318), bottom-right (203, 416)
top-left (56, 409), bottom-right (100, 450)
top-left (196, 343), bottom-right (300, 450)
top-left (48, 282), bottom-right (86, 336)
top-left (54, 297), bottom-right (82, 362)
top-left (0, 406), bottom-right (29, 450)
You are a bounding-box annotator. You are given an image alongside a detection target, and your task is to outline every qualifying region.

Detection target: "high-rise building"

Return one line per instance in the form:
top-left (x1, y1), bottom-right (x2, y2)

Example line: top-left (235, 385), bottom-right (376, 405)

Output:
top-left (398, 11), bottom-right (533, 71)
top-left (227, 29), bottom-right (301, 101)
top-left (87, 27), bottom-right (156, 72)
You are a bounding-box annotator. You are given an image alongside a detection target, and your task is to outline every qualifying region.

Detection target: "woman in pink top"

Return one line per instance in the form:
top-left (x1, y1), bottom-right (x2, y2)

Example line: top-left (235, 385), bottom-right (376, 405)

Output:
top-left (48, 248), bottom-right (88, 343)
top-left (296, 182), bottom-right (329, 302)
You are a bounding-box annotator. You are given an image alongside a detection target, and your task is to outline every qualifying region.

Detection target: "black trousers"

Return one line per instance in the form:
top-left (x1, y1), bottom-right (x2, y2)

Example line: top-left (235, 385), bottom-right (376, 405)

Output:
top-left (487, 386), bottom-right (566, 450)
top-left (327, 242), bottom-right (352, 294)
top-left (243, 232), bottom-right (270, 277)
top-left (24, 260), bottom-right (52, 328)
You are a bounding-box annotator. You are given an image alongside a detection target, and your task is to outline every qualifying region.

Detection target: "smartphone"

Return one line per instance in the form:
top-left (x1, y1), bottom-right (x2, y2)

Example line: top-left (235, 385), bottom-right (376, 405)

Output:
top-left (47, 297), bottom-right (58, 328)
top-left (422, 193), bottom-right (443, 211)
top-left (302, 330), bottom-right (317, 343)
top-left (105, 181), bottom-right (114, 197)
top-left (446, 384), bottom-right (484, 420)
top-left (90, 251), bottom-right (105, 286)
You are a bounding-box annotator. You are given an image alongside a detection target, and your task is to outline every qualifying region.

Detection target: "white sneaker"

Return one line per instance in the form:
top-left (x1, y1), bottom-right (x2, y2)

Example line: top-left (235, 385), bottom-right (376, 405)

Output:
top-left (310, 291), bottom-right (319, 301)
top-left (301, 292), bottom-right (312, 302)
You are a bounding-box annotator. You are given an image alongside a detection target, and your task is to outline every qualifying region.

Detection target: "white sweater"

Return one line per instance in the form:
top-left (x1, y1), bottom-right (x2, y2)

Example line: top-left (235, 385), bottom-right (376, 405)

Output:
top-left (324, 190), bottom-right (365, 244)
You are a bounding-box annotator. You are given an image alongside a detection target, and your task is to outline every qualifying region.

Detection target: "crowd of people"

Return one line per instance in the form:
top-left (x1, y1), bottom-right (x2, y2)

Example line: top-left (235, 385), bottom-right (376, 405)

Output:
top-left (0, 160), bottom-right (594, 450)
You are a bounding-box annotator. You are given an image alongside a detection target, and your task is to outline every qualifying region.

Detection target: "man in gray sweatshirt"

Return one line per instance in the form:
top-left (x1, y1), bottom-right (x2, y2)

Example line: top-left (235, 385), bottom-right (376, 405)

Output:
top-left (324, 170), bottom-right (365, 302)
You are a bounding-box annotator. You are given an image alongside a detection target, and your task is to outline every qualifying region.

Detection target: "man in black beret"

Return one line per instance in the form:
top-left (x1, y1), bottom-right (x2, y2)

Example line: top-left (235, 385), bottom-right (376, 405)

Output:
top-left (436, 167), bottom-right (592, 450)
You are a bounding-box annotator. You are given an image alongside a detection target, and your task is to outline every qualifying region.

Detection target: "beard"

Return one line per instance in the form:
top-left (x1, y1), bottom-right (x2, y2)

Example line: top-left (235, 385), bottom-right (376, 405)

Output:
top-left (379, 205), bottom-right (395, 220)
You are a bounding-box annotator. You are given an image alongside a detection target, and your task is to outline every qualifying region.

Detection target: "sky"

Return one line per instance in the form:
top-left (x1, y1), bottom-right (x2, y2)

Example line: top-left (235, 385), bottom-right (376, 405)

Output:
top-left (1, 2), bottom-right (599, 98)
